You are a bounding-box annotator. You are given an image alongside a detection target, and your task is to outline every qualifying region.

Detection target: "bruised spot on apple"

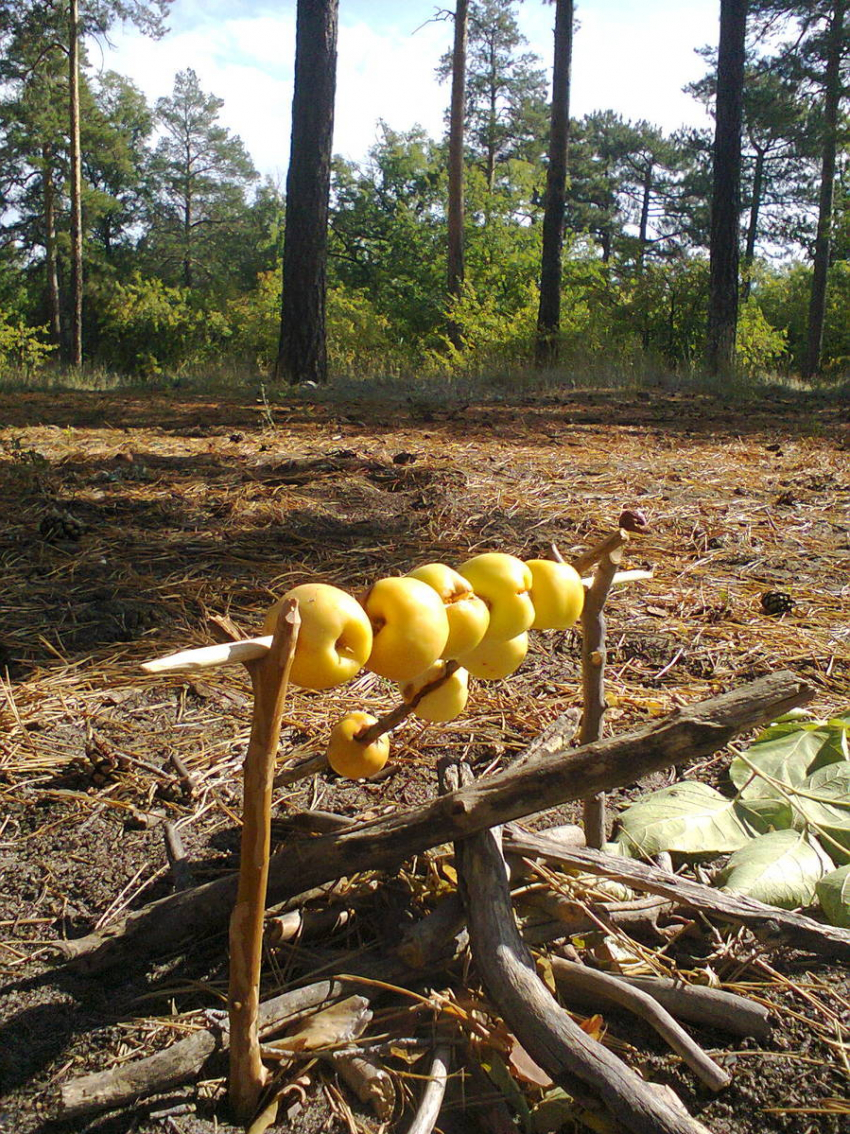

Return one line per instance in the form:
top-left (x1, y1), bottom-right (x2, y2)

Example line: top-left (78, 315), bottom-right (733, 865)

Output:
top-left (459, 552), bottom-right (535, 642)
top-left (401, 662), bottom-right (470, 722)
top-left (458, 631), bottom-right (528, 680)
top-left (407, 562), bottom-right (490, 658)
top-left (264, 582), bottom-right (372, 690)
top-left (526, 559), bottom-right (585, 629)
top-left (362, 576), bottom-right (450, 682)
top-left (326, 711), bottom-right (390, 779)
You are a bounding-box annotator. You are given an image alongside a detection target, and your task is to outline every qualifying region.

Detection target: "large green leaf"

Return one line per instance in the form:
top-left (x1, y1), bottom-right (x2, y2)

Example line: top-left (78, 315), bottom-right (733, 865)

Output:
top-left (730, 726), bottom-right (847, 801)
top-left (816, 865), bottom-right (850, 928)
top-left (736, 796), bottom-right (794, 835)
top-left (618, 781), bottom-right (751, 856)
top-left (716, 830), bottom-right (832, 908)
top-left (792, 761), bottom-right (850, 864)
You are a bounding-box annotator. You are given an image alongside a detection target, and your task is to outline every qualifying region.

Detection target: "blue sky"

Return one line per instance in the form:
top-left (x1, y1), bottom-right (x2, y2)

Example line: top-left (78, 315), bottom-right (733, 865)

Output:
top-left (101, 0), bottom-right (720, 181)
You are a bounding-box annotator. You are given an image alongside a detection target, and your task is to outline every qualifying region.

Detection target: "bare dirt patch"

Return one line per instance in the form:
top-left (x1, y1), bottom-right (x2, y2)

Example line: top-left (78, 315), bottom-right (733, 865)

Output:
top-left (0, 386), bottom-right (848, 1134)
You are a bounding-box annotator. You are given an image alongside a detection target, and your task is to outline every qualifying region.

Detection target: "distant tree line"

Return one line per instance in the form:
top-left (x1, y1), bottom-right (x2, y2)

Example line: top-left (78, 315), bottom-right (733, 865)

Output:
top-left (0, 0), bottom-right (846, 382)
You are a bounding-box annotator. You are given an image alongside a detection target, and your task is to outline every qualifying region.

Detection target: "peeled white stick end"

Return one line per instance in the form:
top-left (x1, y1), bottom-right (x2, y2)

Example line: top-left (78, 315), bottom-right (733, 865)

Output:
top-left (141, 636), bottom-right (273, 674)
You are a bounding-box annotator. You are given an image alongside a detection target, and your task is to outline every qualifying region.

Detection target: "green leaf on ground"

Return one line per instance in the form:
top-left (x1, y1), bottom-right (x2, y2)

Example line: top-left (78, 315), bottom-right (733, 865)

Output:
top-left (792, 761), bottom-right (850, 864)
top-left (736, 796), bottom-right (794, 835)
top-left (716, 830), bottom-right (832, 908)
top-left (730, 726), bottom-right (847, 801)
top-left (530, 1088), bottom-right (575, 1133)
top-left (618, 781), bottom-right (751, 856)
top-left (816, 865), bottom-right (850, 928)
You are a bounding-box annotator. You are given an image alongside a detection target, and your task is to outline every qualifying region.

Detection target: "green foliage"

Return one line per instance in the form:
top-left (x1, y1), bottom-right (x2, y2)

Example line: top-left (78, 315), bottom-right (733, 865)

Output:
top-left (94, 274), bottom-right (229, 376)
top-left (736, 299), bottom-right (788, 375)
top-left (617, 781), bottom-right (751, 857)
top-left (0, 313), bottom-right (56, 374)
top-left (817, 865), bottom-right (850, 928)
top-left (716, 829), bottom-right (832, 908)
top-left (615, 711), bottom-right (850, 926)
top-left (756, 261), bottom-right (850, 377)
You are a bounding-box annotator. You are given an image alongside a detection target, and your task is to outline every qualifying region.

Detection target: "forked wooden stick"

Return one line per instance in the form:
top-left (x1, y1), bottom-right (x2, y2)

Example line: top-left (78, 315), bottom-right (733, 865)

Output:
top-left (228, 598), bottom-right (300, 1124)
top-left (580, 532), bottom-right (627, 847)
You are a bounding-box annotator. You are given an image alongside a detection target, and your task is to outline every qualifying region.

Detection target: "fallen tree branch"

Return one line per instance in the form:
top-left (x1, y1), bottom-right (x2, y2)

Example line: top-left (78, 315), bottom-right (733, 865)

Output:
top-left (55, 671), bottom-right (812, 972)
top-left (548, 958), bottom-right (730, 1091)
top-left (575, 973), bottom-right (771, 1041)
top-left (58, 979), bottom-right (352, 1119)
top-left (503, 829), bottom-right (850, 960)
top-left (445, 761), bottom-right (716, 1134)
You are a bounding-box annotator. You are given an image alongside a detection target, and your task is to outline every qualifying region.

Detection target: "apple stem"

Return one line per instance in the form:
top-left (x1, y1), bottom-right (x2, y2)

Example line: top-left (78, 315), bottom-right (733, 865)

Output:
top-left (227, 598), bottom-right (300, 1124)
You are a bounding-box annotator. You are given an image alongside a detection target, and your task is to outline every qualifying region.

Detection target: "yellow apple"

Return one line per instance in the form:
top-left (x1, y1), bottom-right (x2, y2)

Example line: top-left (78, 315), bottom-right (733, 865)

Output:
top-left (459, 552), bottom-right (535, 642)
top-left (326, 711), bottom-right (390, 779)
top-left (407, 562), bottom-right (490, 658)
top-left (458, 631), bottom-right (528, 680)
top-left (264, 583), bottom-right (372, 690)
top-left (526, 559), bottom-right (585, 629)
top-left (362, 576), bottom-right (450, 681)
top-left (401, 662), bottom-right (469, 723)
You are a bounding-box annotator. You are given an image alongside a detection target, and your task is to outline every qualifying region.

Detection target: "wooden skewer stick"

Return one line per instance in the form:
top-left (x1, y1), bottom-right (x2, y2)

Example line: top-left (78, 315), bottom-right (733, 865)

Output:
top-left (274, 661), bottom-right (462, 788)
top-left (141, 636), bottom-right (273, 674)
top-left (228, 599), bottom-right (300, 1124)
top-left (140, 569), bottom-right (653, 679)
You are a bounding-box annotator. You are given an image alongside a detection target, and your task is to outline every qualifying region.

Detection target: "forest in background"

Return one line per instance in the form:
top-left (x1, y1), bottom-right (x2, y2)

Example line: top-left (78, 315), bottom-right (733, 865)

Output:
top-left (0, 0), bottom-right (848, 386)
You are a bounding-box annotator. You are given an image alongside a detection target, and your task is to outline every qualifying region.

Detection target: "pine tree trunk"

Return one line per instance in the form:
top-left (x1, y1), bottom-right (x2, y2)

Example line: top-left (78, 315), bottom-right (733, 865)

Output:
top-left (536, 0), bottom-right (573, 367)
top-left (637, 162), bottom-right (653, 272)
top-left (706, 0), bottom-right (747, 379)
top-left (803, 0), bottom-right (845, 380)
top-left (183, 189), bottom-right (193, 289)
top-left (42, 144), bottom-right (62, 346)
top-left (742, 144), bottom-right (764, 302)
top-left (68, 0), bottom-right (83, 367)
top-left (275, 0), bottom-right (339, 385)
top-left (447, 0), bottom-right (468, 349)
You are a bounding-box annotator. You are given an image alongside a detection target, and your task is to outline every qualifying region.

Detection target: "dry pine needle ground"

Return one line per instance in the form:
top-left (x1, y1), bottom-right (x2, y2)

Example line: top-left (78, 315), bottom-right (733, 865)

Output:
top-left (0, 384), bottom-right (848, 1134)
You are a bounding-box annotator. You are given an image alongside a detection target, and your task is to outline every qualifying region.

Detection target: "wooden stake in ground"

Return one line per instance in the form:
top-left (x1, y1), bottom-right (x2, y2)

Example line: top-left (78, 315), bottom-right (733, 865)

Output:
top-left (228, 598), bottom-right (300, 1124)
top-left (579, 529), bottom-right (627, 847)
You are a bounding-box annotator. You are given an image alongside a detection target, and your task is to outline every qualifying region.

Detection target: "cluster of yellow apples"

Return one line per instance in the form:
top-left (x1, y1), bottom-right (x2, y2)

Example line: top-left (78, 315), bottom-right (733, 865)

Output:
top-left (264, 553), bottom-right (584, 781)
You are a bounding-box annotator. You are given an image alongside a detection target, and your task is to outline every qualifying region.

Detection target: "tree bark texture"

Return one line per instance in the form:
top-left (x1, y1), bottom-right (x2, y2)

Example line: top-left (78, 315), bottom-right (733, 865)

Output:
top-left (447, 0), bottom-right (468, 348)
top-left (68, 0), bottom-right (83, 366)
top-left (706, 0), bottom-right (747, 378)
top-left (536, 0), bottom-right (573, 365)
top-left (742, 143), bottom-right (764, 301)
top-left (42, 144), bottom-right (62, 345)
top-left (55, 672), bottom-right (813, 972)
top-left (803, 0), bottom-right (846, 379)
top-left (275, 0), bottom-right (338, 385)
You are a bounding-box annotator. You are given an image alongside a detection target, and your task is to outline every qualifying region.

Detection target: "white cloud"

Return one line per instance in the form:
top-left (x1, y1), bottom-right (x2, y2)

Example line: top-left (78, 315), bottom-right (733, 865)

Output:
top-left (98, 0), bottom-right (718, 181)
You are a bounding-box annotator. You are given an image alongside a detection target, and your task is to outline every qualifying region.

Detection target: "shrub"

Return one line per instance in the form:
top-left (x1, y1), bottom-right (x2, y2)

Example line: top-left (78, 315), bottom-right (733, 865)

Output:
top-left (0, 313), bottom-right (56, 376)
top-left (94, 275), bottom-right (231, 377)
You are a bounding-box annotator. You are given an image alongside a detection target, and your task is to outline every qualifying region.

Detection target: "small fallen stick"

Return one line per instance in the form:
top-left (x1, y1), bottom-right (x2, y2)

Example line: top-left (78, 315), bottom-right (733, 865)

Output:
top-left (228, 598), bottom-right (300, 1124)
top-left (548, 957), bottom-right (731, 1091)
top-left (405, 1044), bottom-right (451, 1134)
